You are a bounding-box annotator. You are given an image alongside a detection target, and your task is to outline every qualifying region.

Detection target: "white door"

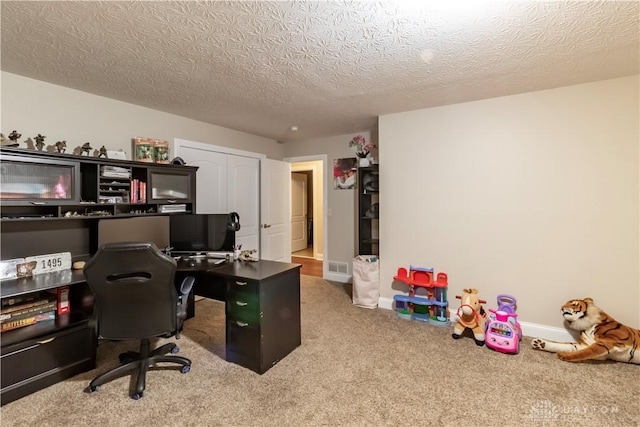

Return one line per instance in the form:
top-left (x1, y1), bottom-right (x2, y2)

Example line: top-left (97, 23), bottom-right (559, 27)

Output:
top-left (174, 139), bottom-right (262, 256)
top-left (177, 146), bottom-right (227, 213)
top-left (291, 173), bottom-right (307, 252)
top-left (260, 159), bottom-right (291, 262)
top-left (228, 155), bottom-right (260, 253)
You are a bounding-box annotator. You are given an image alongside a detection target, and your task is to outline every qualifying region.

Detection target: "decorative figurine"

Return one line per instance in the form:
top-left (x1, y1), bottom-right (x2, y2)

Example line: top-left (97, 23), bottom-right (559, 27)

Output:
top-left (34, 134), bottom-right (46, 151)
top-left (8, 130), bottom-right (21, 143)
top-left (239, 249), bottom-right (259, 262)
top-left (23, 137), bottom-right (34, 150)
top-left (1, 133), bottom-right (18, 147)
top-left (81, 142), bottom-right (92, 156)
top-left (55, 140), bottom-right (67, 153)
top-left (98, 145), bottom-right (108, 158)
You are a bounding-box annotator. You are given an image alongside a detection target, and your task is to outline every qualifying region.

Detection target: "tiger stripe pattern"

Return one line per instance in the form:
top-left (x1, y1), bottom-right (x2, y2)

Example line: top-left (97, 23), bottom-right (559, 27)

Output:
top-left (531, 298), bottom-right (640, 364)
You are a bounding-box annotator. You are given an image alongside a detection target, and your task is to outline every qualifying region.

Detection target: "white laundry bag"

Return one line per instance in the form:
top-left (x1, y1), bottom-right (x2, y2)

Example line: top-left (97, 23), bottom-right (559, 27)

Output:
top-left (352, 255), bottom-right (380, 309)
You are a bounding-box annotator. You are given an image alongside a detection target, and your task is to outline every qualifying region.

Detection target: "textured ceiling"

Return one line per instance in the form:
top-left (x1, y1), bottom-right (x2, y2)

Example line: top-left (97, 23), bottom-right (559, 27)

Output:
top-left (1, 1), bottom-right (638, 142)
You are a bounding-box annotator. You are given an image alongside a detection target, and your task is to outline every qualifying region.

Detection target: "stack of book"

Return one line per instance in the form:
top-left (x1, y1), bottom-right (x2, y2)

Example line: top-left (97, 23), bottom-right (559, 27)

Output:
top-left (130, 179), bottom-right (147, 203)
top-left (1, 294), bottom-right (57, 332)
top-left (101, 165), bottom-right (131, 179)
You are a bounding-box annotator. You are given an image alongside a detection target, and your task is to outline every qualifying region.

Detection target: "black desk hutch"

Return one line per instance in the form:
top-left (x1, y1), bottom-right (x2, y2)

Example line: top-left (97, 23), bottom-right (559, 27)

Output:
top-left (0, 147), bottom-right (302, 404)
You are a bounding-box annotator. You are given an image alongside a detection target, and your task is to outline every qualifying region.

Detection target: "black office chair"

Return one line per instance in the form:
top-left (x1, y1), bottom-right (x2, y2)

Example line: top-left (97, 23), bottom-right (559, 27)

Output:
top-left (83, 242), bottom-right (195, 400)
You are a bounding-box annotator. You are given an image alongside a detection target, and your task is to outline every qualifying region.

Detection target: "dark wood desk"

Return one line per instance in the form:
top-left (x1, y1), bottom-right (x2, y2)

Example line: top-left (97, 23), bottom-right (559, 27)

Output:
top-left (1, 259), bottom-right (301, 404)
top-left (177, 259), bottom-right (302, 374)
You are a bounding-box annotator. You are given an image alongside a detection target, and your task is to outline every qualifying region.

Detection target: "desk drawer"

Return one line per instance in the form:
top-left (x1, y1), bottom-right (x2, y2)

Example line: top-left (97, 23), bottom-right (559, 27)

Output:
top-left (1, 323), bottom-right (95, 399)
top-left (226, 294), bottom-right (260, 324)
top-left (226, 279), bottom-right (260, 324)
top-left (226, 278), bottom-right (259, 296)
top-left (226, 319), bottom-right (260, 360)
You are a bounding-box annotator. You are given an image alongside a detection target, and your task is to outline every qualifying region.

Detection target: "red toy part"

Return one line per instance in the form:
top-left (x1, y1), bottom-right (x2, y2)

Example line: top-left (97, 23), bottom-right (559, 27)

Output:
top-left (412, 270), bottom-right (432, 287)
top-left (393, 267), bottom-right (411, 284)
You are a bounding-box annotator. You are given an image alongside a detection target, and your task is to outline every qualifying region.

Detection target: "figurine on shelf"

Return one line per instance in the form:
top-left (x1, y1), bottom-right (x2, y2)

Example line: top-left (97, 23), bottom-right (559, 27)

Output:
top-left (81, 142), bottom-right (92, 156)
top-left (23, 137), bottom-right (34, 150)
top-left (34, 134), bottom-right (46, 151)
top-left (239, 249), bottom-right (259, 262)
top-left (55, 140), bottom-right (67, 153)
top-left (8, 130), bottom-right (21, 143)
top-left (98, 145), bottom-right (108, 158)
top-left (1, 133), bottom-right (18, 147)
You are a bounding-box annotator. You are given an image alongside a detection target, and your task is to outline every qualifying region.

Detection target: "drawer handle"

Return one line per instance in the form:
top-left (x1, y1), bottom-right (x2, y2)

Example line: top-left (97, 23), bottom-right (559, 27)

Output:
top-left (36, 337), bottom-right (56, 344)
top-left (235, 301), bottom-right (248, 307)
top-left (236, 321), bottom-right (249, 327)
top-left (235, 281), bottom-right (247, 286)
top-left (1, 344), bottom-right (39, 358)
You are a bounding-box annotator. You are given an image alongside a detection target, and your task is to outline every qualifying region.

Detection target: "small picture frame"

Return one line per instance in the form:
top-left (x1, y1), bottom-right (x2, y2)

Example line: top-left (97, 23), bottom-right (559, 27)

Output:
top-left (133, 137), bottom-right (154, 163)
top-left (153, 140), bottom-right (170, 164)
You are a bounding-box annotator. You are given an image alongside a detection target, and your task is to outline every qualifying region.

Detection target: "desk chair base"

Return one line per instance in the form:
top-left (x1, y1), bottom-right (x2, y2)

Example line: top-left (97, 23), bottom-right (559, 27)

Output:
top-left (88, 338), bottom-right (191, 400)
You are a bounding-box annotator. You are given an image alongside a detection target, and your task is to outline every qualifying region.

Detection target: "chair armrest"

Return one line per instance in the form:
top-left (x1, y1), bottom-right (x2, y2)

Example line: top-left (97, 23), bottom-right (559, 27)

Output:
top-left (176, 276), bottom-right (195, 338)
top-left (180, 276), bottom-right (195, 296)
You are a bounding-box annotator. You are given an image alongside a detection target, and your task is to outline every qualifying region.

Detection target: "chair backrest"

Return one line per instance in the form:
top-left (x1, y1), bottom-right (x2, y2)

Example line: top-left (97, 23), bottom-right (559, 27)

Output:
top-left (84, 242), bottom-right (178, 340)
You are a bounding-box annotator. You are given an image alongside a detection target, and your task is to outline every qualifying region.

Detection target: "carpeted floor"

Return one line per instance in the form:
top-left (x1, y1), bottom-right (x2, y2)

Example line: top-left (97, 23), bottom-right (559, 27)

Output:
top-left (1, 275), bottom-right (639, 427)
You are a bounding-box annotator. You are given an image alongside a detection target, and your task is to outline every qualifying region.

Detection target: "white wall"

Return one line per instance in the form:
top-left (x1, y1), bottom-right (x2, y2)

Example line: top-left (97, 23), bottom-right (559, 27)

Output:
top-left (379, 76), bottom-right (639, 329)
top-left (1, 72), bottom-right (284, 160)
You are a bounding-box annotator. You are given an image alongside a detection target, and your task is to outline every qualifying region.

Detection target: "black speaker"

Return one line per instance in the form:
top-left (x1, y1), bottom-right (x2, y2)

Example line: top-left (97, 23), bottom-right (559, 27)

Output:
top-left (228, 212), bottom-right (241, 231)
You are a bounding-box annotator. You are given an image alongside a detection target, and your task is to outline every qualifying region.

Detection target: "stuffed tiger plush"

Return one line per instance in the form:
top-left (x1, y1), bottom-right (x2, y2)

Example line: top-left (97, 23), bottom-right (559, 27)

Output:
top-left (531, 298), bottom-right (640, 364)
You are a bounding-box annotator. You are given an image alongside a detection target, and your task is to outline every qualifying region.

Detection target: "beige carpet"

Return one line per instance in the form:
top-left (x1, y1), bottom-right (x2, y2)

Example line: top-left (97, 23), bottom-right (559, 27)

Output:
top-left (1, 276), bottom-right (639, 427)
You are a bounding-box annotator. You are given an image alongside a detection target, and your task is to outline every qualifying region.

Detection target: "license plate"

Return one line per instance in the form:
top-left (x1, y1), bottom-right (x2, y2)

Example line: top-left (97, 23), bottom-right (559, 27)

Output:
top-left (25, 252), bottom-right (72, 275)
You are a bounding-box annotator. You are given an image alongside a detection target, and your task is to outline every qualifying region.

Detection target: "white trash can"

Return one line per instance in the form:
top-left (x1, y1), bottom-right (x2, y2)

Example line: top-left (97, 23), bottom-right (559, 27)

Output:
top-left (352, 255), bottom-right (380, 309)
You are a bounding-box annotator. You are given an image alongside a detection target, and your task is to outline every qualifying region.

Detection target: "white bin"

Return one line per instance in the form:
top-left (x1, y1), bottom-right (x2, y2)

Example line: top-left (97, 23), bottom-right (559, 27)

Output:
top-left (352, 255), bottom-right (380, 309)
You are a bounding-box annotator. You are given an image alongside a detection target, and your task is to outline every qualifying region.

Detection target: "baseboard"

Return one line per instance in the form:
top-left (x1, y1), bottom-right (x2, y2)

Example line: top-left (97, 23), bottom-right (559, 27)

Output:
top-left (324, 272), bottom-right (351, 283)
top-left (519, 321), bottom-right (575, 342)
top-left (377, 297), bottom-right (575, 342)
top-left (378, 296), bottom-right (394, 310)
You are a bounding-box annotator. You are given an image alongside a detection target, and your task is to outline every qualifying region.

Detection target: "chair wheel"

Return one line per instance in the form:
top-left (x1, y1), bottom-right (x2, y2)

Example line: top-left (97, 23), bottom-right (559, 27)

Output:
top-left (132, 392), bottom-right (143, 400)
top-left (89, 385), bottom-right (99, 393)
top-left (171, 346), bottom-right (180, 354)
top-left (181, 365), bottom-right (191, 374)
top-left (119, 351), bottom-right (136, 364)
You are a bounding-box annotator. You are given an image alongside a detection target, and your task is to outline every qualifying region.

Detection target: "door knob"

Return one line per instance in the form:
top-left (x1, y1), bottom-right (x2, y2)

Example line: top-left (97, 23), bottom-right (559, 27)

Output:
top-left (262, 224), bottom-right (272, 228)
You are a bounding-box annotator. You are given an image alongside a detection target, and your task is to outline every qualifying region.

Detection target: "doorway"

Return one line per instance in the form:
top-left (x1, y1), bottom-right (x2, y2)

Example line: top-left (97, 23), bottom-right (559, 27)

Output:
top-left (285, 156), bottom-right (327, 278)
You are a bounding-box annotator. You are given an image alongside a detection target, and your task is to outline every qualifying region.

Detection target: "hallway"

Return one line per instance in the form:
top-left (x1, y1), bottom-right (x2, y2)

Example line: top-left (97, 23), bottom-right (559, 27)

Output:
top-left (292, 245), bottom-right (314, 258)
top-left (291, 255), bottom-right (323, 277)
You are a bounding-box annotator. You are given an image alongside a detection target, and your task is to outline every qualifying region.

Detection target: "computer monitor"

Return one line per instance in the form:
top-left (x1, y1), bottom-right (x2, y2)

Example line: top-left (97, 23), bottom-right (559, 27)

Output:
top-left (169, 214), bottom-right (235, 254)
top-left (97, 216), bottom-right (170, 250)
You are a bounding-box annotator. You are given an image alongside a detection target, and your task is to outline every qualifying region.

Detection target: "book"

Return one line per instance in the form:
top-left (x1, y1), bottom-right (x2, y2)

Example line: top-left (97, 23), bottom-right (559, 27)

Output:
top-left (0, 301), bottom-right (57, 323)
top-left (131, 178), bottom-right (138, 203)
top-left (1, 292), bottom-right (41, 308)
top-left (0, 298), bottom-right (53, 315)
top-left (0, 312), bottom-right (55, 332)
top-left (139, 181), bottom-right (146, 203)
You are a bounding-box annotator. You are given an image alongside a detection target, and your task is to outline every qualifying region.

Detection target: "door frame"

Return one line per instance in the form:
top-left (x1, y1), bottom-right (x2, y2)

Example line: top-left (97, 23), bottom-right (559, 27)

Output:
top-left (284, 154), bottom-right (328, 279)
top-left (290, 172), bottom-right (308, 253)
